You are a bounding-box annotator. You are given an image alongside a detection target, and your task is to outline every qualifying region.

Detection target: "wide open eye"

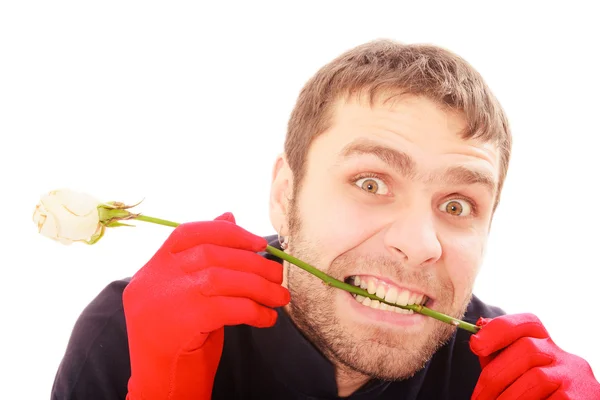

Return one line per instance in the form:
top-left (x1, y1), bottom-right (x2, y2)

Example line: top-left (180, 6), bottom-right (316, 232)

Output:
top-left (439, 199), bottom-right (472, 216)
top-left (354, 177), bottom-right (389, 195)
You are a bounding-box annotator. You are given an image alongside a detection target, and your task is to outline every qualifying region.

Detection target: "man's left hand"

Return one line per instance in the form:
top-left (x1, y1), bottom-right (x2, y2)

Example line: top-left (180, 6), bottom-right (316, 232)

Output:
top-left (469, 313), bottom-right (600, 399)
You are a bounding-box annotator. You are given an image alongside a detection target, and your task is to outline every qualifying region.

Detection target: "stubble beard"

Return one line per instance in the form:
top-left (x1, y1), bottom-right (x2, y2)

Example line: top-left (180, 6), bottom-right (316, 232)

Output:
top-left (284, 201), bottom-right (472, 381)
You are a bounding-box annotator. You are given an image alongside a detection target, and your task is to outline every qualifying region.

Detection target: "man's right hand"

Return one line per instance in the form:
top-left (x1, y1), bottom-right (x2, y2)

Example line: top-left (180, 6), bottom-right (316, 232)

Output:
top-left (122, 212), bottom-right (290, 400)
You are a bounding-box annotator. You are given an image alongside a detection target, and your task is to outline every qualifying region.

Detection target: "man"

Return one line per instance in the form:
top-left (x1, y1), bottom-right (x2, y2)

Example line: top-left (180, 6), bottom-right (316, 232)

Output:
top-left (51, 39), bottom-right (599, 399)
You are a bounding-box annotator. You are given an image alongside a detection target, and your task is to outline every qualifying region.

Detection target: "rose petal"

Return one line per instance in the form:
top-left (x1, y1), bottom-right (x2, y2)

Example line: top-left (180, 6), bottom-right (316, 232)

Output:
top-left (39, 208), bottom-right (60, 241)
top-left (37, 189), bottom-right (102, 243)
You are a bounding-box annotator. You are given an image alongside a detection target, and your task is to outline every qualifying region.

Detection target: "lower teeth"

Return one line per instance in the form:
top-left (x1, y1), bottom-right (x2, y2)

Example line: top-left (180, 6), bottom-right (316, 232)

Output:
top-left (352, 293), bottom-right (414, 314)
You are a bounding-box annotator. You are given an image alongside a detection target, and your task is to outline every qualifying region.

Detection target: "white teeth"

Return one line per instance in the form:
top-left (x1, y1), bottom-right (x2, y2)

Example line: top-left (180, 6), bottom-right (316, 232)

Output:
top-left (415, 294), bottom-right (424, 305)
top-left (396, 290), bottom-right (410, 306)
top-left (367, 280), bottom-right (376, 294)
top-left (351, 276), bottom-right (427, 315)
top-left (352, 294), bottom-right (416, 315)
top-left (394, 306), bottom-right (413, 315)
top-left (408, 292), bottom-right (418, 305)
top-left (375, 284), bottom-right (386, 299)
top-left (384, 286), bottom-right (399, 304)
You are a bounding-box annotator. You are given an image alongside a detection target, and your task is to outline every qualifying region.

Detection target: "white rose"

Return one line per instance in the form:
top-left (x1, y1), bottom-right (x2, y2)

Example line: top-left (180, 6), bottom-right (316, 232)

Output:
top-left (33, 189), bottom-right (103, 245)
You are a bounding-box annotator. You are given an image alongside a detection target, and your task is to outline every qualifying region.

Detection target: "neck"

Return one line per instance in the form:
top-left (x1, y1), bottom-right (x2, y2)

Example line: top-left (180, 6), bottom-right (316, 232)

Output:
top-left (283, 303), bottom-right (372, 397)
top-left (334, 365), bottom-right (370, 397)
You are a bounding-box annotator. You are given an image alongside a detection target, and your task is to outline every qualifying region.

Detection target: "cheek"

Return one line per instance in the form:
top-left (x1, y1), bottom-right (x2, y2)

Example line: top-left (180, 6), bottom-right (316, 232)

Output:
top-left (296, 177), bottom-right (385, 265)
top-left (441, 233), bottom-right (484, 296)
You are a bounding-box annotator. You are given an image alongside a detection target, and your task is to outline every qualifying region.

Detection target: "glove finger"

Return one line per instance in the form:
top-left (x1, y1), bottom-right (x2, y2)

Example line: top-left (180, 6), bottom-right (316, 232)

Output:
top-left (196, 266), bottom-right (290, 308)
top-left (472, 337), bottom-right (554, 400)
top-left (167, 218), bottom-right (266, 254)
top-left (200, 296), bottom-right (279, 331)
top-left (496, 367), bottom-right (560, 400)
top-left (177, 243), bottom-right (284, 284)
top-left (470, 313), bottom-right (549, 357)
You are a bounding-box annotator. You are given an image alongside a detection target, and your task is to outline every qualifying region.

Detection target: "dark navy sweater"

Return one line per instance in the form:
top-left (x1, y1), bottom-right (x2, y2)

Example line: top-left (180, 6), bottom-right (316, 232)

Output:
top-left (50, 235), bottom-right (505, 399)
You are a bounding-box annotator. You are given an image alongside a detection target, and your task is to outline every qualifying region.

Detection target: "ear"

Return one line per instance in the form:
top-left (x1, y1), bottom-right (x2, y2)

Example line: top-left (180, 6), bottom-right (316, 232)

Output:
top-left (269, 153), bottom-right (293, 236)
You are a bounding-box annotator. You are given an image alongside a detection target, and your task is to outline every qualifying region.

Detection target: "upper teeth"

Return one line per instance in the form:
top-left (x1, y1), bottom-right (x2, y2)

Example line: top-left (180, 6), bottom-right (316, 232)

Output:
top-left (350, 275), bottom-right (428, 313)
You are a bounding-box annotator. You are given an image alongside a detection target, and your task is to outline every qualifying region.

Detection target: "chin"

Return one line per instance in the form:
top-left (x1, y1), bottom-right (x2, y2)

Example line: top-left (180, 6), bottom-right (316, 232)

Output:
top-left (283, 236), bottom-right (460, 380)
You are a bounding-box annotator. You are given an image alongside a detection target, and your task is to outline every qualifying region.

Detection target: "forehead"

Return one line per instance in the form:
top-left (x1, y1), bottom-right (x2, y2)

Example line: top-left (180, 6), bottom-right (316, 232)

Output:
top-left (312, 94), bottom-right (500, 175)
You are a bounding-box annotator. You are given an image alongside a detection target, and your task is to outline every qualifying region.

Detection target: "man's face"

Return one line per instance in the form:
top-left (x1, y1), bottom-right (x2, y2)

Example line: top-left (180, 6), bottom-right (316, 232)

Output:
top-left (278, 94), bottom-right (500, 380)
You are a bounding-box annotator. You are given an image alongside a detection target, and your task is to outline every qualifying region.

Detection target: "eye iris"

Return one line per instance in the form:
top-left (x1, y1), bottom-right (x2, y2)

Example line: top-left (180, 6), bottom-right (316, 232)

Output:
top-left (361, 179), bottom-right (378, 193)
top-left (446, 201), bottom-right (463, 215)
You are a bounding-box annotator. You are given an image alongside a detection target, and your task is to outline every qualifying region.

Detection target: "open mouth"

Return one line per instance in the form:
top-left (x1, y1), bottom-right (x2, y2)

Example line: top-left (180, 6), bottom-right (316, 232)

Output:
top-left (344, 275), bottom-right (430, 315)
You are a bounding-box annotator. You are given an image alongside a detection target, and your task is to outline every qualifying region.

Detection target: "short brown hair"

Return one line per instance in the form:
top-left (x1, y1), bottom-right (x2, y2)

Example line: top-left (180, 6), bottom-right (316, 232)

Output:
top-left (284, 39), bottom-right (511, 212)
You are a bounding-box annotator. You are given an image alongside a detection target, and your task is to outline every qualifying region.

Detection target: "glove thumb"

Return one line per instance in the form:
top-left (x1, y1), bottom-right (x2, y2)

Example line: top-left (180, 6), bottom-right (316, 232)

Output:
top-left (470, 317), bottom-right (494, 368)
top-left (214, 212), bottom-right (236, 223)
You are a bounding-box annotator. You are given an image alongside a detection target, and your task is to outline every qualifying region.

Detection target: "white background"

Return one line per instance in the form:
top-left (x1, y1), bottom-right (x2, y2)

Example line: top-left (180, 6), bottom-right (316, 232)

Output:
top-left (1, 1), bottom-right (599, 398)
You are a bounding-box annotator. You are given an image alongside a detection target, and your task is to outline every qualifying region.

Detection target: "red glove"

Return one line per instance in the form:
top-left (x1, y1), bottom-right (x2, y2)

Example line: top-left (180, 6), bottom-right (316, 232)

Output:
top-left (469, 313), bottom-right (600, 399)
top-left (122, 212), bottom-right (290, 399)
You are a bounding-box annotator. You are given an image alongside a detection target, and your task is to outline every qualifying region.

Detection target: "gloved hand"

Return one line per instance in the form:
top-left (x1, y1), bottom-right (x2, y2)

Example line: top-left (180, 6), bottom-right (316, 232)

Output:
top-left (122, 212), bottom-right (290, 400)
top-left (469, 313), bottom-right (600, 399)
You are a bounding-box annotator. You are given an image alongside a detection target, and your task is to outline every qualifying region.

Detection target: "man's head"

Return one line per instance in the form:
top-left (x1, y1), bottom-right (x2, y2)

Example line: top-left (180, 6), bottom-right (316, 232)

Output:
top-left (269, 39), bottom-right (511, 381)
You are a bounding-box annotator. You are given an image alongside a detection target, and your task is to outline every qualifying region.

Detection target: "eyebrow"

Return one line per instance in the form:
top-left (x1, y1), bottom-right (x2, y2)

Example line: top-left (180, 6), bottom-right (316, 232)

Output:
top-left (428, 166), bottom-right (496, 194)
top-left (339, 139), bottom-right (417, 178)
top-left (338, 139), bottom-right (496, 194)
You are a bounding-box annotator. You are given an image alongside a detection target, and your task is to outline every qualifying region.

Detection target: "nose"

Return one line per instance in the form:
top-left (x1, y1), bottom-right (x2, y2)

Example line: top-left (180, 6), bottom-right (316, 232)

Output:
top-left (383, 211), bottom-right (442, 268)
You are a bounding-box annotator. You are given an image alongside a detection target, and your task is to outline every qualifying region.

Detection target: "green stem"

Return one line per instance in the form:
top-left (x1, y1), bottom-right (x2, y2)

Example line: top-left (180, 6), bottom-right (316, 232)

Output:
top-left (134, 215), bottom-right (180, 227)
top-left (132, 215), bottom-right (479, 333)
